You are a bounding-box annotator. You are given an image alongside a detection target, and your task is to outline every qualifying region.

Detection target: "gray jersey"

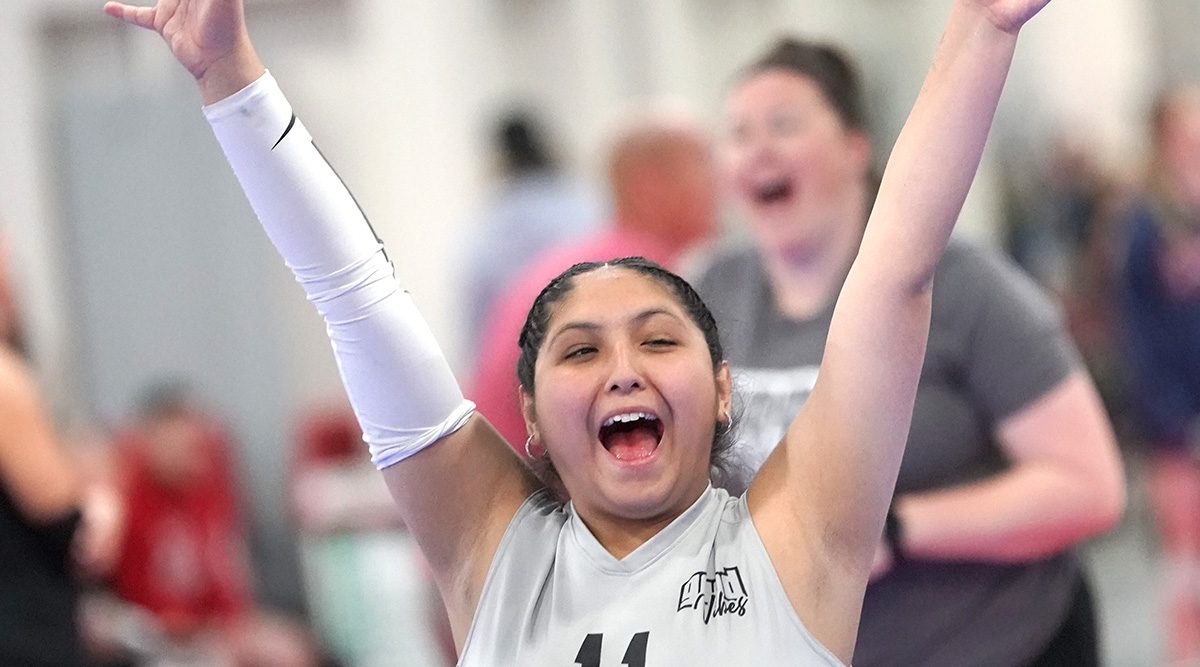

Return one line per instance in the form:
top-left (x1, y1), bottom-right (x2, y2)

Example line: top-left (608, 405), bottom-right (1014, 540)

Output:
top-left (459, 486), bottom-right (843, 666)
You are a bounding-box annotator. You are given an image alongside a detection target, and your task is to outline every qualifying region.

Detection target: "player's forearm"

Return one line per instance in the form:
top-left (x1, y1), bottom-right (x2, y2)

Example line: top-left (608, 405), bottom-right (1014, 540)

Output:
top-left (895, 463), bottom-right (1124, 562)
top-left (860, 1), bottom-right (1020, 292)
top-left (204, 73), bottom-right (474, 467)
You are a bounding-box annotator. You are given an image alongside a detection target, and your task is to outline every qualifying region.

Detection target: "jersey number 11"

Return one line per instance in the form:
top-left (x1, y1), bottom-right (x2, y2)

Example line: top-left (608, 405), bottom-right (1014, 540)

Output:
top-left (575, 631), bottom-right (650, 667)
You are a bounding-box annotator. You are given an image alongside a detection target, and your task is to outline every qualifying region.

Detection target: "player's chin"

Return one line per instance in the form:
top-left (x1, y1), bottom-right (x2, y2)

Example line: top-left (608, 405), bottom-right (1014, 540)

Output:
top-left (606, 471), bottom-right (690, 520)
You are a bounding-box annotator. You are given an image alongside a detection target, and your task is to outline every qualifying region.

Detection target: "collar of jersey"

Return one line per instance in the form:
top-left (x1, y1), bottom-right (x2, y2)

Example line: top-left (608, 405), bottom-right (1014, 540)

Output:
top-left (564, 484), bottom-right (719, 575)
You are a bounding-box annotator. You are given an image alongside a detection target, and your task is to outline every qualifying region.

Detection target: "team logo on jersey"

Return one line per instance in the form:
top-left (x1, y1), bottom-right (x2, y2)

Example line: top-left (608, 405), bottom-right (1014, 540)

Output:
top-left (676, 566), bottom-right (748, 624)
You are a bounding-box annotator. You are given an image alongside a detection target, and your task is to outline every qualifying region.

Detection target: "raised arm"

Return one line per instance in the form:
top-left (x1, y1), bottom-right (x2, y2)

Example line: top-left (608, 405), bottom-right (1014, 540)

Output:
top-left (104, 0), bottom-right (539, 646)
top-left (746, 0), bottom-right (1051, 659)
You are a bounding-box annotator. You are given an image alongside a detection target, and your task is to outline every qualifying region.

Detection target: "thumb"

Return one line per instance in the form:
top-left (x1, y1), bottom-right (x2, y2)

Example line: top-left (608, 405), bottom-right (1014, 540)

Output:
top-left (103, 2), bottom-right (159, 31)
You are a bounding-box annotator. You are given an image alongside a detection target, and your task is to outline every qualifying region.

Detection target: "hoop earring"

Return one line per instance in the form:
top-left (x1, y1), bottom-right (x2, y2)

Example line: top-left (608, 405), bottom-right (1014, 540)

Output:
top-left (718, 411), bottom-right (733, 436)
top-left (524, 433), bottom-right (543, 459)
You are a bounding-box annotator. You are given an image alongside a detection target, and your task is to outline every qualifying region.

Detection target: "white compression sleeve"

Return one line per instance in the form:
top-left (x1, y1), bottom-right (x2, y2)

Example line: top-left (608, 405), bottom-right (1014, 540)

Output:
top-left (203, 72), bottom-right (475, 469)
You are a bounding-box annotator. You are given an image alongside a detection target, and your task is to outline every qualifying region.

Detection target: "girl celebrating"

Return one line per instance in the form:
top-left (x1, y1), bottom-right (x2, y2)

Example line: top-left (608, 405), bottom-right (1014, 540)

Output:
top-left (105, 0), bottom-right (1053, 663)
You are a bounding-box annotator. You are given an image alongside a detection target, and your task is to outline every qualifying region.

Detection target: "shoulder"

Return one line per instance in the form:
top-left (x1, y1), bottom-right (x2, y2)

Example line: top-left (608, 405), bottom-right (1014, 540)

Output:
top-left (933, 241), bottom-right (1081, 412)
top-left (471, 487), bottom-right (565, 600)
top-left (459, 488), bottom-right (566, 658)
top-left (488, 488), bottom-right (567, 563)
top-left (933, 238), bottom-right (1059, 317)
top-left (937, 237), bottom-right (1018, 282)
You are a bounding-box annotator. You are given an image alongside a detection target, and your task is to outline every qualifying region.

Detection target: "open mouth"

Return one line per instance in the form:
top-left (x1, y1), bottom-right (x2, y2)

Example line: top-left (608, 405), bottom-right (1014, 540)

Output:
top-left (599, 412), bottom-right (664, 462)
top-left (755, 177), bottom-right (793, 204)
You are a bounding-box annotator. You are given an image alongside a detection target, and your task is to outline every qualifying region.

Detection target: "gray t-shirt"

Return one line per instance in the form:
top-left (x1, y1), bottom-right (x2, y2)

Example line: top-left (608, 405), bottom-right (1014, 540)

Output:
top-left (459, 486), bottom-right (844, 666)
top-left (691, 239), bottom-right (1082, 667)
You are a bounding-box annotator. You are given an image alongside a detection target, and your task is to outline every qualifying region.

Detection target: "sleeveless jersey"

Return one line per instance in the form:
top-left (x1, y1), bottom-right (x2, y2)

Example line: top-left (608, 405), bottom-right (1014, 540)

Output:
top-left (459, 486), bottom-right (844, 666)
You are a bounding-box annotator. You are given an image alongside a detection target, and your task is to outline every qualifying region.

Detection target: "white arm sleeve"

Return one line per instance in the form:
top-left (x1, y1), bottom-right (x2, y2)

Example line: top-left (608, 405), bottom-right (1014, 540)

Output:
top-left (203, 71), bottom-right (475, 469)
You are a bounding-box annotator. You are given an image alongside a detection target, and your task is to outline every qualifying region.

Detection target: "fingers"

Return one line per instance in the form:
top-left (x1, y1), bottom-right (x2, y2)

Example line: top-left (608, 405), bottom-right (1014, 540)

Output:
top-left (102, 2), bottom-right (157, 30)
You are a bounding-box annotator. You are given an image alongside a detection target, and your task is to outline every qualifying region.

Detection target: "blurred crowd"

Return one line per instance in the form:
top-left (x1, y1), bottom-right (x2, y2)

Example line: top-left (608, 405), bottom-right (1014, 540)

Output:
top-left (1000, 86), bottom-right (1200, 665)
top-left (2, 32), bottom-right (1199, 667)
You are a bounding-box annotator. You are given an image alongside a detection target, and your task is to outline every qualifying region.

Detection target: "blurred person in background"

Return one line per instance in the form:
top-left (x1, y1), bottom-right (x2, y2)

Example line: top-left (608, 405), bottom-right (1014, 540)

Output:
top-left (459, 110), bottom-right (602, 356)
top-left (691, 37), bottom-right (1125, 666)
top-left (470, 104), bottom-right (719, 455)
top-left (1002, 134), bottom-right (1111, 297)
top-left (0, 232), bottom-right (89, 666)
top-left (1118, 85), bottom-right (1200, 665)
top-left (290, 404), bottom-right (455, 666)
top-left (291, 404), bottom-right (398, 534)
top-left (998, 136), bottom-right (1132, 426)
top-left (106, 382), bottom-right (318, 666)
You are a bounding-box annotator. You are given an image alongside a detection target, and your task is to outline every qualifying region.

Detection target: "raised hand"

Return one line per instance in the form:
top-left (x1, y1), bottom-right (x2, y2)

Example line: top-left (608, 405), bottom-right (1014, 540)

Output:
top-left (103, 0), bottom-right (264, 103)
top-left (970, 0), bottom-right (1053, 34)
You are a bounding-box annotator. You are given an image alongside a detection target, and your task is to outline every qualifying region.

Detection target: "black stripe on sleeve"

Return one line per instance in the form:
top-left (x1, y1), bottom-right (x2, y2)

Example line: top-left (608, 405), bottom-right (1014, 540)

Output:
top-left (272, 113), bottom-right (297, 150)
top-left (310, 141), bottom-right (394, 270)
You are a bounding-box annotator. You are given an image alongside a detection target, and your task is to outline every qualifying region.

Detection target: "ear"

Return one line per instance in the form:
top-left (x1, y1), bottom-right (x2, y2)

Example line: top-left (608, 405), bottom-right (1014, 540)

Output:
top-left (519, 386), bottom-right (538, 438)
top-left (714, 361), bottom-right (733, 423)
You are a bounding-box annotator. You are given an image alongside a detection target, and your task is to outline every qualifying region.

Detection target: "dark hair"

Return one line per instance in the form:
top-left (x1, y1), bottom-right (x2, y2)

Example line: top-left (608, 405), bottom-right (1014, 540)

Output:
top-left (517, 257), bottom-right (721, 389)
top-left (516, 257), bottom-right (736, 487)
top-left (496, 112), bottom-right (553, 174)
top-left (739, 37), bottom-right (866, 132)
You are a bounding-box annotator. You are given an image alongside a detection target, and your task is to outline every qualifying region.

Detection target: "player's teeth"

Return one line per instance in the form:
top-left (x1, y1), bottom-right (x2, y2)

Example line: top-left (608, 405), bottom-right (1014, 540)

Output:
top-left (603, 412), bottom-right (659, 427)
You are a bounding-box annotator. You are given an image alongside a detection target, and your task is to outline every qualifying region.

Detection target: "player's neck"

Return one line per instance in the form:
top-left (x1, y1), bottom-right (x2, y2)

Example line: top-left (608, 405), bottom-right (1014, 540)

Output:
top-left (576, 485), bottom-right (709, 560)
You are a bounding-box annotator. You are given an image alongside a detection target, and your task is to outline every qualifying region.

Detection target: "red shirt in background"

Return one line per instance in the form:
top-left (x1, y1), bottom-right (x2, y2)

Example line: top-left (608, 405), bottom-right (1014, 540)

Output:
top-left (111, 419), bottom-right (251, 636)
